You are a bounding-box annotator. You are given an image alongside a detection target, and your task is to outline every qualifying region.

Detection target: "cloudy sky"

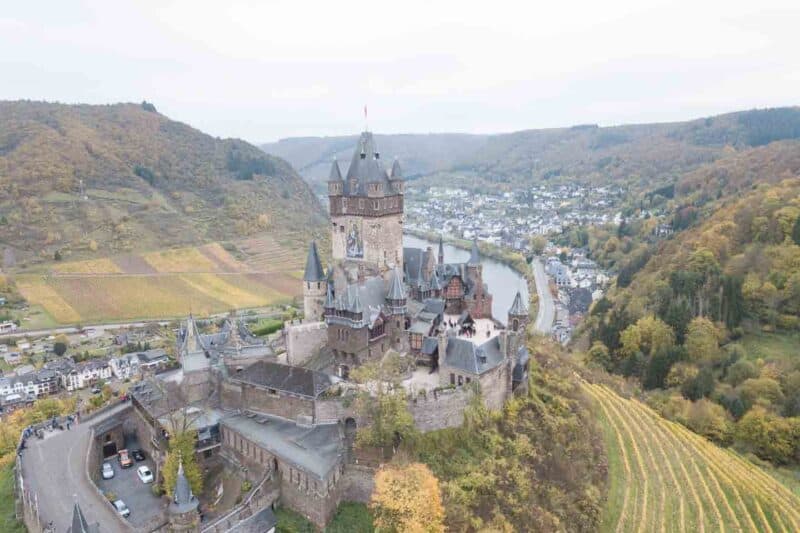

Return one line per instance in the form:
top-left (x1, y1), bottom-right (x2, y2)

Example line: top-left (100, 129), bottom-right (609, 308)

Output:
top-left (2, 0), bottom-right (799, 142)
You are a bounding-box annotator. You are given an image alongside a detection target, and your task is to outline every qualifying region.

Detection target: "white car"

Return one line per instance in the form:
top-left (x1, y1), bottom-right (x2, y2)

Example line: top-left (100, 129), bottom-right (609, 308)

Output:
top-left (136, 465), bottom-right (154, 484)
top-left (112, 499), bottom-right (130, 518)
top-left (101, 462), bottom-right (114, 480)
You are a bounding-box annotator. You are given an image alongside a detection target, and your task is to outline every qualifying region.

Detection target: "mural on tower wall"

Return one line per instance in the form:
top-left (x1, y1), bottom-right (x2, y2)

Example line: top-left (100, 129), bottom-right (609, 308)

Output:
top-left (346, 220), bottom-right (363, 258)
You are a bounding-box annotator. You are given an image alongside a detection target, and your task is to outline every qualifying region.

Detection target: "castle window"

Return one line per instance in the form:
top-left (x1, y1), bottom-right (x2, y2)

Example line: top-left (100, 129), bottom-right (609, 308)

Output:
top-left (450, 373), bottom-right (455, 385)
top-left (466, 377), bottom-right (471, 384)
top-left (340, 225), bottom-right (344, 233)
top-left (458, 375), bottom-right (463, 386)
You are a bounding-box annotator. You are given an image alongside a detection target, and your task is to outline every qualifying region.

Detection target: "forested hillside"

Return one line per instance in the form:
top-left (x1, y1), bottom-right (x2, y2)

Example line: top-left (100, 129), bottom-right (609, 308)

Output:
top-left (263, 108), bottom-right (800, 193)
top-left (582, 138), bottom-right (800, 467)
top-left (0, 101), bottom-right (326, 266)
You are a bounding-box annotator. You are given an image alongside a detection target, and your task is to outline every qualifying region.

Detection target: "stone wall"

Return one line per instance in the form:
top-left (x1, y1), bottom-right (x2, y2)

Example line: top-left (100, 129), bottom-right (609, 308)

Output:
top-left (223, 381), bottom-right (314, 421)
top-left (330, 212), bottom-right (404, 272)
top-left (341, 465), bottom-right (375, 502)
top-left (303, 281), bottom-right (327, 322)
top-left (479, 361), bottom-right (511, 412)
top-left (280, 471), bottom-right (341, 529)
top-left (285, 321), bottom-right (327, 366)
top-left (181, 369), bottom-right (212, 404)
top-left (314, 396), bottom-right (359, 425)
top-left (408, 387), bottom-right (475, 432)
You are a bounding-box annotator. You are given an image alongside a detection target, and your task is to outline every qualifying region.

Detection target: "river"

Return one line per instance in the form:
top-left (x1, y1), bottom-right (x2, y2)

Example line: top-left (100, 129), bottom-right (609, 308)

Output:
top-left (404, 234), bottom-right (528, 321)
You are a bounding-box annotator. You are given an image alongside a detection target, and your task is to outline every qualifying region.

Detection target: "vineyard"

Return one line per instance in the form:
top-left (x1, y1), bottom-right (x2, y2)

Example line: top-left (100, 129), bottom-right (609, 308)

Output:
top-left (13, 240), bottom-right (307, 325)
top-left (585, 382), bottom-right (800, 533)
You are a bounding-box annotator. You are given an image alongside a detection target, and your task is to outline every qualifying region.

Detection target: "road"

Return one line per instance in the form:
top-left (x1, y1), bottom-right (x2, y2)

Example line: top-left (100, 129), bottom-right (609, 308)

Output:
top-left (531, 258), bottom-right (555, 334)
top-left (20, 402), bottom-right (134, 532)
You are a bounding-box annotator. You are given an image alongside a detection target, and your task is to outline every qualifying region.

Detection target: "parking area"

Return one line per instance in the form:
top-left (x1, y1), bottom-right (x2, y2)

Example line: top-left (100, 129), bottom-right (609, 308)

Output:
top-left (96, 442), bottom-right (166, 529)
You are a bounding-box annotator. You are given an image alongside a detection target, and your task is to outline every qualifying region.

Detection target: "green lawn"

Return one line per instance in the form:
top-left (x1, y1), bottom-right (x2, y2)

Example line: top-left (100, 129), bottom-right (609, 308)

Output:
top-left (275, 502), bottom-right (374, 532)
top-left (739, 331), bottom-right (800, 363)
top-left (0, 463), bottom-right (26, 533)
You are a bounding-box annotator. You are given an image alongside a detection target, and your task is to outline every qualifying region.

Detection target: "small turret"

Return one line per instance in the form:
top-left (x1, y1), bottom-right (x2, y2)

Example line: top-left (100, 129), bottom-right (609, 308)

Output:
top-left (468, 239), bottom-right (480, 265)
top-left (328, 158), bottom-right (344, 196)
top-left (168, 460), bottom-right (200, 532)
top-left (438, 234), bottom-right (444, 265)
top-left (508, 290), bottom-right (529, 332)
top-left (68, 499), bottom-right (98, 533)
top-left (386, 267), bottom-right (407, 315)
top-left (303, 241), bottom-right (327, 322)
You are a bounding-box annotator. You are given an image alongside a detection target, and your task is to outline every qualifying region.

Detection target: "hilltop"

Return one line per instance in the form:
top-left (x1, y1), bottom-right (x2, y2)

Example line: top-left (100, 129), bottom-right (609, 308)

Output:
top-left (263, 107), bottom-right (800, 193)
top-left (0, 101), bottom-right (327, 267)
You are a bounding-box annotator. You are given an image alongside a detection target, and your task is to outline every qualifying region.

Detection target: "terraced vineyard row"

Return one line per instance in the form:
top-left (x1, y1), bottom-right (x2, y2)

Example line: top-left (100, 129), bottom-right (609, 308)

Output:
top-left (585, 382), bottom-right (800, 533)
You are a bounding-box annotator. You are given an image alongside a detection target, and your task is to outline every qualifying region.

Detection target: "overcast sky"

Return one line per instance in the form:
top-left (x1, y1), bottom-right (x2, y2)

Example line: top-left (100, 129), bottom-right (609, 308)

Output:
top-left (2, 0), bottom-right (799, 142)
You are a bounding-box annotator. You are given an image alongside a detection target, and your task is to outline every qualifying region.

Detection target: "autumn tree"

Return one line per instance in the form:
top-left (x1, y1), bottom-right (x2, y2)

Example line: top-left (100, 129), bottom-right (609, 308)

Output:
top-left (685, 317), bottom-right (723, 364)
top-left (161, 431), bottom-right (203, 497)
top-left (371, 462), bottom-right (444, 533)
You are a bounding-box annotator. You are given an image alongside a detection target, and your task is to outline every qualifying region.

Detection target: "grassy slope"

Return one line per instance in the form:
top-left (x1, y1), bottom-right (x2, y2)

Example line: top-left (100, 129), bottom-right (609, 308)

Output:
top-left (275, 502), bottom-right (373, 533)
top-left (587, 381), bottom-right (800, 532)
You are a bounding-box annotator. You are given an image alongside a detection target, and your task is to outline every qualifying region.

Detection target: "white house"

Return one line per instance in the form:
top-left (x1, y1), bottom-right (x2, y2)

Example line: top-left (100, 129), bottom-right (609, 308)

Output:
top-left (63, 358), bottom-right (112, 391)
top-left (110, 353), bottom-right (141, 380)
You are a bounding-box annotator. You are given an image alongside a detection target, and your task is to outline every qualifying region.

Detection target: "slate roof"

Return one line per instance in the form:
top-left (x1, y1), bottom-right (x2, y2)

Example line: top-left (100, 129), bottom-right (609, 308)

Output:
top-left (303, 241), bottom-right (325, 282)
top-left (387, 267), bottom-right (406, 300)
top-left (422, 298), bottom-right (445, 316)
top-left (421, 336), bottom-right (439, 356)
top-left (342, 132), bottom-right (395, 196)
top-left (509, 290), bottom-right (528, 316)
top-left (329, 158), bottom-right (343, 182)
top-left (390, 158), bottom-right (402, 179)
top-left (221, 412), bottom-right (343, 479)
top-left (403, 247), bottom-right (433, 286)
top-left (170, 461), bottom-right (199, 514)
top-left (443, 336), bottom-right (505, 375)
top-left (233, 361), bottom-right (339, 399)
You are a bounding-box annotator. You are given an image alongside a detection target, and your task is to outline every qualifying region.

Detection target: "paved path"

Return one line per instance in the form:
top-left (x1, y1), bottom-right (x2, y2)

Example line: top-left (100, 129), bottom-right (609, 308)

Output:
top-left (20, 403), bottom-right (134, 532)
top-left (531, 258), bottom-right (555, 334)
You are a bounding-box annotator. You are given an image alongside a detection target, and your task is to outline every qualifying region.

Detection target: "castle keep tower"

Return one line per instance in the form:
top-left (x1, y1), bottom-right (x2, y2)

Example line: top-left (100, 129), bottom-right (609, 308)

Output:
top-left (303, 241), bottom-right (327, 322)
top-left (328, 132), bottom-right (404, 274)
top-left (508, 290), bottom-right (529, 332)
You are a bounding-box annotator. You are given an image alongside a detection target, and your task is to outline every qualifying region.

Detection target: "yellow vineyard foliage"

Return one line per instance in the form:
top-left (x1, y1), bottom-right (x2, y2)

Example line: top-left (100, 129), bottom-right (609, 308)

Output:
top-left (587, 382), bottom-right (800, 532)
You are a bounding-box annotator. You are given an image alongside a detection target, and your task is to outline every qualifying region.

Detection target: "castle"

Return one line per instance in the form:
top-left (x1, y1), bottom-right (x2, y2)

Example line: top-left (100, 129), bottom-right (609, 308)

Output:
top-left (126, 130), bottom-right (530, 530)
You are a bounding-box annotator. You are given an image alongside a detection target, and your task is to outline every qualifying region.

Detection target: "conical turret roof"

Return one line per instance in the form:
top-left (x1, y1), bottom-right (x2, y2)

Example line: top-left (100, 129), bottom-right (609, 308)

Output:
top-left (509, 290), bottom-right (528, 316)
top-left (387, 267), bottom-right (406, 300)
top-left (390, 158), bottom-right (403, 179)
top-left (170, 460), bottom-right (199, 514)
top-left (329, 158), bottom-right (343, 181)
top-left (303, 241), bottom-right (325, 282)
top-left (349, 286), bottom-right (363, 314)
top-left (430, 269), bottom-right (442, 291)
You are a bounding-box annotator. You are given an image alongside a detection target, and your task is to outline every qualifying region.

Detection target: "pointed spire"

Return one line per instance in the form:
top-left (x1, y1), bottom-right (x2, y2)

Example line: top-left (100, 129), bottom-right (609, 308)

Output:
top-left (509, 290), bottom-right (528, 316)
top-left (390, 158), bottom-right (402, 179)
top-left (70, 499), bottom-right (91, 533)
top-left (181, 314), bottom-right (204, 356)
top-left (303, 241), bottom-right (325, 282)
top-left (326, 263), bottom-right (334, 282)
top-left (468, 239), bottom-right (480, 265)
top-left (329, 158), bottom-right (343, 181)
top-left (170, 459), bottom-right (199, 515)
top-left (438, 234), bottom-right (445, 264)
top-left (387, 267), bottom-right (406, 301)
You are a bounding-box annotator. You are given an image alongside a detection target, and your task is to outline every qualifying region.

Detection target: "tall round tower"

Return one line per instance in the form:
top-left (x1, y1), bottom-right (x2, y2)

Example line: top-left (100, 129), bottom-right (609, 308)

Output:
top-left (303, 241), bottom-right (327, 322)
top-left (167, 461), bottom-right (200, 532)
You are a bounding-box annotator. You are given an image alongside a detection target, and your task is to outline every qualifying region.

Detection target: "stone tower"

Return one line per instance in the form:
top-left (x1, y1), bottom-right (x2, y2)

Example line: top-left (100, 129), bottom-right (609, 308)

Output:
top-left (327, 132), bottom-right (404, 273)
top-left (438, 234), bottom-right (445, 265)
top-left (167, 461), bottom-right (200, 532)
top-left (466, 239), bottom-right (493, 318)
top-left (508, 290), bottom-right (529, 332)
top-left (303, 241), bottom-right (327, 322)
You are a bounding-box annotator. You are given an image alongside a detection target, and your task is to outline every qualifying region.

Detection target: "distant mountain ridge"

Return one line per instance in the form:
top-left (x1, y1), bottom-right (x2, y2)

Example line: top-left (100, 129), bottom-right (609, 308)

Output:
top-left (0, 100), bottom-right (326, 266)
top-left (262, 107), bottom-right (800, 192)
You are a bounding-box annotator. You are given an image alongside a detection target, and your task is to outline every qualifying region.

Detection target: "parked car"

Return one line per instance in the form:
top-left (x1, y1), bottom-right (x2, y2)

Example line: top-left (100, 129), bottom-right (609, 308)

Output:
top-left (136, 466), bottom-right (154, 484)
top-left (112, 499), bottom-right (130, 518)
top-left (101, 462), bottom-right (114, 480)
top-left (91, 387), bottom-right (101, 394)
top-left (118, 449), bottom-right (133, 468)
top-left (131, 449), bottom-right (145, 462)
